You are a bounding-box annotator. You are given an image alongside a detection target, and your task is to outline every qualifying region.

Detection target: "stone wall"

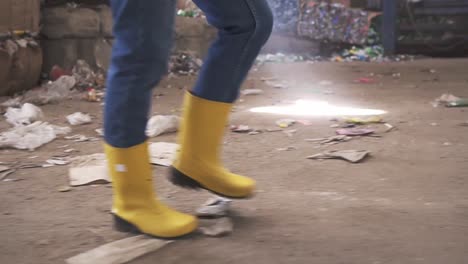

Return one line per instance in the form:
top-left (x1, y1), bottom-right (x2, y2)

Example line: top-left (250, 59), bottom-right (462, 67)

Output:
top-left (0, 0), bottom-right (42, 96)
top-left (41, 5), bottom-right (113, 73)
top-left (40, 5), bottom-right (216, 73)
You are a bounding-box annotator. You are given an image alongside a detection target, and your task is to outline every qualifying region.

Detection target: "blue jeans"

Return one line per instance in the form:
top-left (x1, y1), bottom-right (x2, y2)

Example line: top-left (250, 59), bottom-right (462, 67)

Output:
top-left (105, 0), bottom-right (273, 148)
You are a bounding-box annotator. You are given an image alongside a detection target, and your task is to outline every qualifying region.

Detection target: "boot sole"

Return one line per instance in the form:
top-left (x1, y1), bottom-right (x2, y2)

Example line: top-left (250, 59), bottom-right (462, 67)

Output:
top-left (168, 166), bottom-right (252, 199)
top-left (113, 214), bottom-right (195, 240)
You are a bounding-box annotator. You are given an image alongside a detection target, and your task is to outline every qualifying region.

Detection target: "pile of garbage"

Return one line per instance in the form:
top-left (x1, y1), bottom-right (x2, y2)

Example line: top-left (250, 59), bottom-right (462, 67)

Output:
top-left (331, 45), bottom-right (415, 62)
top-left (176, 0), bottom-right (203, 18)
top-left (169, 52), bottom-right (203, 75)
top-left (298, 2), bottom-right (373, 45)
top-left (0, 59), bottom-right (105, 107)
top-left (256, 52), bottom-right (322, 64)
top-left (267, 0), bottom-right (300, 33)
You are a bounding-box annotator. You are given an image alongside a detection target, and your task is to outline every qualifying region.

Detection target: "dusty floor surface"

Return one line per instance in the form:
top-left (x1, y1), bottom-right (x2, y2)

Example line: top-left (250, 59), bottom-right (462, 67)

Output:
top-left (1, 59), bottom-right (468, 264)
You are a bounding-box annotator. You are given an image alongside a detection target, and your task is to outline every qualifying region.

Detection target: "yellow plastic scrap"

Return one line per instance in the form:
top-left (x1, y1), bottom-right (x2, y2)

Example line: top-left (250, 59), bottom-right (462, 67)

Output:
top-left (345, 116), bottom-right (383, 125)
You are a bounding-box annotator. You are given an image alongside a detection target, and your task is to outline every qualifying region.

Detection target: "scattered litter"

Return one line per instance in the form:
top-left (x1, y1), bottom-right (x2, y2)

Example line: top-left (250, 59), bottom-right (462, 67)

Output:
top-left (69, 154), bottom-right (109, 186)
top-left (0, 162), bottom-right (43, 180)
top-left (65, 134), bottom-right (99, 142)
top-left (66, 235), bottom-right (171, 264)
top-left (432, 94), bottom-right (468, 107)
top-left (148, 142), bottom-right (178, 167)
top-left (260, 77), bottom-right (277, 82)
top-left (248, 131), bottom-right (262, 135)
top-left (72, 60), bottom-right (104, 89)
top-left (85, 88), bottom-right (103, 102)
top-left (345, 116), bottom-right (383, 125)
top-left (1, 97), bottom-right (21, 108)
top-left (49, 65), bottom-right (71, 81)
top-left (199, 217), bottom-right (233, 237)
top-left (0, 165), bottom-right (10, 173)
top-left (283, 129), bottom-right (297, 137)
top-left (306, 135), bottom-right (352, 146)
top-left (276, 146), bottom-right (297, 151)
top-left (0, 122), bottom-right (71, 151)
top-left (66, 112), bottom-right (92, 126)
top-left (297, 120), bottom-right (313, 126)
top-left (64, 149), bottom-right (76, 153)
top-left (1, 169), bottom-right (16, 181)
top-left (146, 115), bottom-right (180, 137)
top-left (307, 150), bottom-right (370, 163)
top-left (266, 128), bottom-right (283, 133)
top-left (256, 53), bottom-right (307, 64)
top-left (384, 123), bottom-right (395, 133)
top-left (443, 142), bottom-right (452, 146)
top-left (230, 125), bottom-right (252, 133)
top-left (169, 52), bottom-right (203, 75)
top-left (95, 128), bottom-right (104, 137)
top-left (196, 196), bottom-right (232, 218)
top-left (354, 77), bottom-right (375, 84)
top-left (392, 73), bottom-right (401, 78)
top-left (5, 103), bottom-right (43, 126)
top-left (22, 76), bottom-right (78, 105)
top-left (421, 68), bottom-right (437, 74)
top-left (241, 89), bottom-right (263, 96)
top-left (318, 80), bottom-right (333, 86)
top-left (446, 98), bottom-right (468, 107)
top-left (265, 80), bottom-right (288, 89)
top-left (276, 119), bottom-right (296, 128)
top-left (336, 128), bottom-right (375, 136)
top-left (46, 157), bottom-right (70, 166)
top-left (58, 186), bottom-right (71, 192)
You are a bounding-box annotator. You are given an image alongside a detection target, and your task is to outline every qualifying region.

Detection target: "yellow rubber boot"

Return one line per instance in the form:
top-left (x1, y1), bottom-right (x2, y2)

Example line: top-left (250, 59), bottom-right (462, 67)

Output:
top-left (105, 142), bottom-right (197, 238)
top-left (170, 92), bottom-right (255, 198)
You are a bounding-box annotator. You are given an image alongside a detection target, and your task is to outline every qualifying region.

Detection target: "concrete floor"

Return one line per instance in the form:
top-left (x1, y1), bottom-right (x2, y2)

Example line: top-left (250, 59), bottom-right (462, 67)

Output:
top-left (1, 58), bottom-right (467, 264)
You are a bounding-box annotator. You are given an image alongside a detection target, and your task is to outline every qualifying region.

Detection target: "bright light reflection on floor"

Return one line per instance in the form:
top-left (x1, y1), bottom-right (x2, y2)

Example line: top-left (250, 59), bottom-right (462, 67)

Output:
top-left (250, 100), bottom-right (387, 116)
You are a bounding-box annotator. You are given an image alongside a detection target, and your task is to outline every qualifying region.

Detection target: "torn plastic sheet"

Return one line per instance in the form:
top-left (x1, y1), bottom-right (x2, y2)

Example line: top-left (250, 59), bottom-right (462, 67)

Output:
top-left (66, 112), bottom-right (92, 125)
top-left (196, 196), bottom-right (232, 218)
top-left (146, 115), bottom-right (180, 137)
top-left (5, 103), bottom-right (43, 126)
top-left (0, 121), bottom-right (71, 151)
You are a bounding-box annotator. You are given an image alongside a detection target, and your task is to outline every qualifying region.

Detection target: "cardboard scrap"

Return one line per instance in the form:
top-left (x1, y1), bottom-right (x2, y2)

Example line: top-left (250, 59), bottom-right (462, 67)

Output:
top-left (148, 142), bottom-right (178, 167)
top-left (66, 235), bottom-right (172, 264)
top-left (307, 150), bottom-right (370, 163)
top-left (69, 154), bottom-right (109, 186)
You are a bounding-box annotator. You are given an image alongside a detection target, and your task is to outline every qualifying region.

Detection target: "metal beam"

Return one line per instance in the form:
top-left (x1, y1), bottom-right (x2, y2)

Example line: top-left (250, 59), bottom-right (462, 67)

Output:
top-left (382, 0), bottom-right (398, 55)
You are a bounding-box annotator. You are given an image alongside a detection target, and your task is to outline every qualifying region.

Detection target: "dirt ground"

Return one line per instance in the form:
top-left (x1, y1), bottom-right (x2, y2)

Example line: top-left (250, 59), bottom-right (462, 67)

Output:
top-left (1, 58), bottom-right (468, 264)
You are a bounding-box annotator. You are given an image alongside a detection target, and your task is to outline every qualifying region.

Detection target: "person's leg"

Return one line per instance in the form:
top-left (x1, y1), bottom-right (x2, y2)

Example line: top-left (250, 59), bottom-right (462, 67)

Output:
top-left (104, 0), bottom-right (196, 238)
top-left (192, 0), bottom-right (273, 103)
top-left (170, 0), bottom-right (273, 198)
